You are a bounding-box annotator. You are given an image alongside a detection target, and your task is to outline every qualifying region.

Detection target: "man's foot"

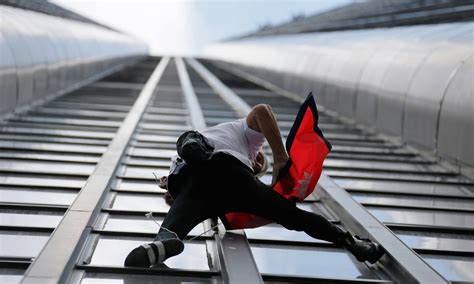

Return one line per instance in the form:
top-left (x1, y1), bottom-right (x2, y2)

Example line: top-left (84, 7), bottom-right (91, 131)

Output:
top-left (336, 231), bottom-right (384, 264)
top-left (124, 238), bottom-right (184, 267)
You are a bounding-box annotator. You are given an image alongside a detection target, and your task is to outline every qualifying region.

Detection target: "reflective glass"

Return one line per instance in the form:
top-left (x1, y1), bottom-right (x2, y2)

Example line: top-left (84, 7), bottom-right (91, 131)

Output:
top-left (353, 193), bottom-right (473, 210)
top-left (124, 157), bottom-right (171, 168)
top-left (0, 188), bottom-right (77, 206)
top-left (113, 179), bottom-right (165, 193)
top-left (82, 273), bottom-right (211, 284)
top-left (128, 148), bottom-right (177, 159)
top-left (0, 211), bottom-right (62, 228)
top-left (103, 215), bottom-right (204, 236)
top-left (245, 223), bottom-right (327, 244)
top-left (0, 151), bottom-right (100, 164)
top-left (334, 178), bottom-right (474, 197)
top-left (325, 169), bottom-right (471, 183)
top-left (121, 166), bottom-right (168, 180)
top-left (0, 269), bottom-right (24, 284)
top-left (89, 237), bottom-right (211, 270)
top-left (368, 207), bottom-right (474, 229)
top-left (0, 141), bottom-right (106, 154)
top-left (324, 159), bottom-right (449, 173)
top-left (250, 244), bottom-right (376, 279)
top-left (0, 232), bottom-right (49, 258)
top-left (0, 159), bottom-right (95, 176)
top-left (397, 233), bottom-right (474, 253)
top-left (0, 175), bottom-right (85, 189)
top-left (111, 193), bottom-right (169, 212)
top-left (423, 255), bottom-right (474, 282)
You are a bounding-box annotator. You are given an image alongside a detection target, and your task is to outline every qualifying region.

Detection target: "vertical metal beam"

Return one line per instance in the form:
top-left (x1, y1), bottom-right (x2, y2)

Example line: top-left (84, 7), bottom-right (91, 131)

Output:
top-left (176, 58), bottom-right (263, 283)
top-left (186, 58), bottom-right (252, 116)
top-left (21, 57), bottom-right (171, 284)
top-left (186, 57), bottom-right (263, 284)
top-left (175, 57), bottom-right (207, 130)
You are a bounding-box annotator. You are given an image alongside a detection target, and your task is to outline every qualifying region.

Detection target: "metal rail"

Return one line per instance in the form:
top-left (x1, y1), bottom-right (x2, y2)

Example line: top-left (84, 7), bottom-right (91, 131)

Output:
top-left (180, 57), bottom-right (264, 284)
top-left (21, 57), bottom-right (170, 284)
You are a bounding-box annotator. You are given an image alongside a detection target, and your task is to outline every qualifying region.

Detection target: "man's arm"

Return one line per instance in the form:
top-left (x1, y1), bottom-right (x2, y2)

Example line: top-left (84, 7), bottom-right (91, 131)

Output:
top-left (246, 104), bottom-right (289, 185)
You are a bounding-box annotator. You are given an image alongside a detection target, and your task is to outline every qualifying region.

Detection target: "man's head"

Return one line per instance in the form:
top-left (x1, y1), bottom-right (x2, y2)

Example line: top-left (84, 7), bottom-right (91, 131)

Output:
top-left (253, 149), bottom-right (269, 178)
top-left (176, 130), bottom-right (214, 165)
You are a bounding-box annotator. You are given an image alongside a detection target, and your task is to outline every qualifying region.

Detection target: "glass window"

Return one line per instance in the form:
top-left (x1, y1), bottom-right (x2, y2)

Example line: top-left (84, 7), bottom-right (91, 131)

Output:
top-left (325, 169), bottom-right (466, 183)
top-left (0, 232), bottom-right (50, 258)
top-left (121, 167), bottom-right (168, 180)
top-left (423, 254), bottom-right (474, 282)
top-left (0, 269), bottom-right (24, 284)
top-left (0, 175), bottom-right (85, 189)
top-left (0, 151), bottom-right (100, 164)
top-left (89, 237), bottom-right (211, 271)
top-left (0, 211), bottom-right (62, 228)
top-left (245, 224), bottom-right (327, 244)
top-left (103, 215), bottom-right (205, 236)
top-left (397, 233), bottom-right (474, 253)
top-left (0, 188), bottom-right (77, 206)
top-left (250, 244), bottom-right (376, 279)
top-left (353, 193), bottom-right (473, 210)
top-left (368, 207), bottom-right (474, 229)
top-left (333, 178), bottom-right (474, 197)
top-left (124, 157), bottom-right (171, 168)
top-left (113, 179), bottom-right (165, 193)
top-left (110, 193), bottom-right (169, 212)
top-left (324, 159), bottom-right (449, 173)
top-left (81, 273), bottom-right (212, 284)
top-left (0, 159), bottom-right (95, 176)
top-left (128, 148), bottom-right (177, 159)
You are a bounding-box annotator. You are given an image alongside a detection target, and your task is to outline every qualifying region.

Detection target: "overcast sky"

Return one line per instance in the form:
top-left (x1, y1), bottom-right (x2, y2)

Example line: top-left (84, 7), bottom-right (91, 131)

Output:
top-left (53, 0), bottom-right (352, 56)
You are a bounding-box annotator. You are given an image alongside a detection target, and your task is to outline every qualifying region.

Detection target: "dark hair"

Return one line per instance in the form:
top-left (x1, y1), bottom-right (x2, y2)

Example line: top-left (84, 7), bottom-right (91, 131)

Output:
top-left (164, 191), bottom-right (174, 206)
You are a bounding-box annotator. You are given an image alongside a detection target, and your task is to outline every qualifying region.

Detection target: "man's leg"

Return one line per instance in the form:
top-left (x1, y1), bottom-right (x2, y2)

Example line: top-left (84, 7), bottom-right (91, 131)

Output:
top-left (214, 155), bottom-right (384, 263)
top-left (125, 171), bottom-right (214, 267)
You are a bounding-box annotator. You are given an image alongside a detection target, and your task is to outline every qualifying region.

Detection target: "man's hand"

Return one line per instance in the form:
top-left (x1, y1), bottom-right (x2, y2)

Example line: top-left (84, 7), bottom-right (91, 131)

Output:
top-left (272, 155), bottom-right (289, 186)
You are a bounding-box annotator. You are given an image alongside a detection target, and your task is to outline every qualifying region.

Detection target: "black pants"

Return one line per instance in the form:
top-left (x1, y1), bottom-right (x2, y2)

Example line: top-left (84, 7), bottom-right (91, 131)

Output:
top-left (156, 153), bottom-right (343, 243)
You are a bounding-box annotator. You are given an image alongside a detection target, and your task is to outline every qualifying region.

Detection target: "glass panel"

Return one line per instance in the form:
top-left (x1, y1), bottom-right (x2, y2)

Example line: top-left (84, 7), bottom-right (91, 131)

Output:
top-left (124, 157), bottom-right (171, 168)
top-left (129, 148), bottom-right (177, 159)
top-left (334, 178), bottom-right (474, 197)
top-left (0, 211), bottom-right (62, 228)
top-left (325, 169), bottom-right (471, 184)
top-left (324, 159), bottom-right (449, 173)
top-left (368, 207), bottom-right (474, 229)
top-left (397, 233), bottom-right (474, 253)
top-left (121, 167), bottom-right (168, 180)
top-left (0, 188), bottom-right (77, 206)
top-left (0, 159), bottom-right (95, 176)
top-left (0, 232), bottom-right (49, 258)
top-left (353, 193), bottom-right (473, 210)
top-left (245, 224), bottom-right (327, 244)
top-left (0, 269), bottom-right (24, 284)
top-left (81, 273), bottom-right (211, 284)
top-left (0, 151), bottom-right (100, 164)
top-left (113, 179), bottom-right (165, 193)
top-left (0, 141), bottom-right (106, 154)
top-left (89, 237), bottom-right (210, 270)
top-left (423, 255), bottom-right (474, 282)
top-left (103, 215), bottom-right (204, 236)
top-left (0, 175), bottom-right (85, 189)
top-left (111, 193), bottom-right (169, 212)
top-left (250, 244), bottom-right (376, 279)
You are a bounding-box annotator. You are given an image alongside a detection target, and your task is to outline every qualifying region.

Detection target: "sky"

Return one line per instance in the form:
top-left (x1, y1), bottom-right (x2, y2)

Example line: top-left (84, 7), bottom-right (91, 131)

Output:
top-left (52, 0), bottom-right (353, 56)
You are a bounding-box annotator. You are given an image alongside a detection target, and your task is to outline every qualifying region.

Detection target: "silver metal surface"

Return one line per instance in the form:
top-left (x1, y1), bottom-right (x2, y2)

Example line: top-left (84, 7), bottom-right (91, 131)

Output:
top-left (0, 5), bottom-right (148, 117)
top-left (204, 22), bottom-right (474, 168)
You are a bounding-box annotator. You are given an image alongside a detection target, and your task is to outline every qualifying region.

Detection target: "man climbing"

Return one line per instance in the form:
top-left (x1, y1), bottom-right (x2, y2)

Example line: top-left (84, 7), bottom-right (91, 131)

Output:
top-left (124, 94), bottom-right (385, 267)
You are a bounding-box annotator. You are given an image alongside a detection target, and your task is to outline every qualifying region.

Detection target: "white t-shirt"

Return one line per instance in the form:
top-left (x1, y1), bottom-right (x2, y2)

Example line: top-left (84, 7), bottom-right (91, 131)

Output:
top-left (200, 118), bottom-right (266, 170)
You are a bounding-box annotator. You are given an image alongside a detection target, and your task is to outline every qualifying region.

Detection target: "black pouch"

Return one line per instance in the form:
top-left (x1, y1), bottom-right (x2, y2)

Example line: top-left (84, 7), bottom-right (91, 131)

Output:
top-left (176, 130), bottom-right (214, 165)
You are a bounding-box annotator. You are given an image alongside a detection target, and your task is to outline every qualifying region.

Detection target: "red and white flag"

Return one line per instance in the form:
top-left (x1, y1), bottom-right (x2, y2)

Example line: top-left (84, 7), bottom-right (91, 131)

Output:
top-left (223, 92), bottom-right (332, 229)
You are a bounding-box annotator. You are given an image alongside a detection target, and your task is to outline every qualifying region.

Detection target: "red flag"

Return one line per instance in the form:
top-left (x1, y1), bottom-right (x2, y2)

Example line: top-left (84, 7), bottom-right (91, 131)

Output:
top-left (223, 93), bottom-right (332, 230)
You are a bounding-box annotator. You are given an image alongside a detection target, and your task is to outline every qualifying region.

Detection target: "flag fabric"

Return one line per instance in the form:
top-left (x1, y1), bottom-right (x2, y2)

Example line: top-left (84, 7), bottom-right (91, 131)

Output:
top-left (222, 93), bottom-right (332, 230)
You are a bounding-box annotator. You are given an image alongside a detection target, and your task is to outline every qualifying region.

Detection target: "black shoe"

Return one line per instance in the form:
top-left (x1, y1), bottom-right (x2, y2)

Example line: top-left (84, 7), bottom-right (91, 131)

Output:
top-left (345, 235), bottom-right (385, 264)
top-left (124, 238), bottom-right (184, 267)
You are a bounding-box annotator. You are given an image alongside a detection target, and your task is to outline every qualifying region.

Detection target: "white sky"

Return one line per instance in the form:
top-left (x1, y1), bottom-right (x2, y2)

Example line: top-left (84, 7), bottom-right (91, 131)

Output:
top-left (52, 0), bottom-right (352, 56)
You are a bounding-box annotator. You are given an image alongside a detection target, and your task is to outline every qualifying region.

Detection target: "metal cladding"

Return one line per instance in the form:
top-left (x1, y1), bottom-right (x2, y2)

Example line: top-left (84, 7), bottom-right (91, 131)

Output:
top-left (203, 22), bottom-right (474, 167)
top-left (0, 5), bottom-right (148, 115)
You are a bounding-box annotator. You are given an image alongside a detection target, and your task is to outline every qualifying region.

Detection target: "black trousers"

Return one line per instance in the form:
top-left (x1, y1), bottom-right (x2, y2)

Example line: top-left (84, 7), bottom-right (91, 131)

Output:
top-left (156, 153), bottom-right (343, 243)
